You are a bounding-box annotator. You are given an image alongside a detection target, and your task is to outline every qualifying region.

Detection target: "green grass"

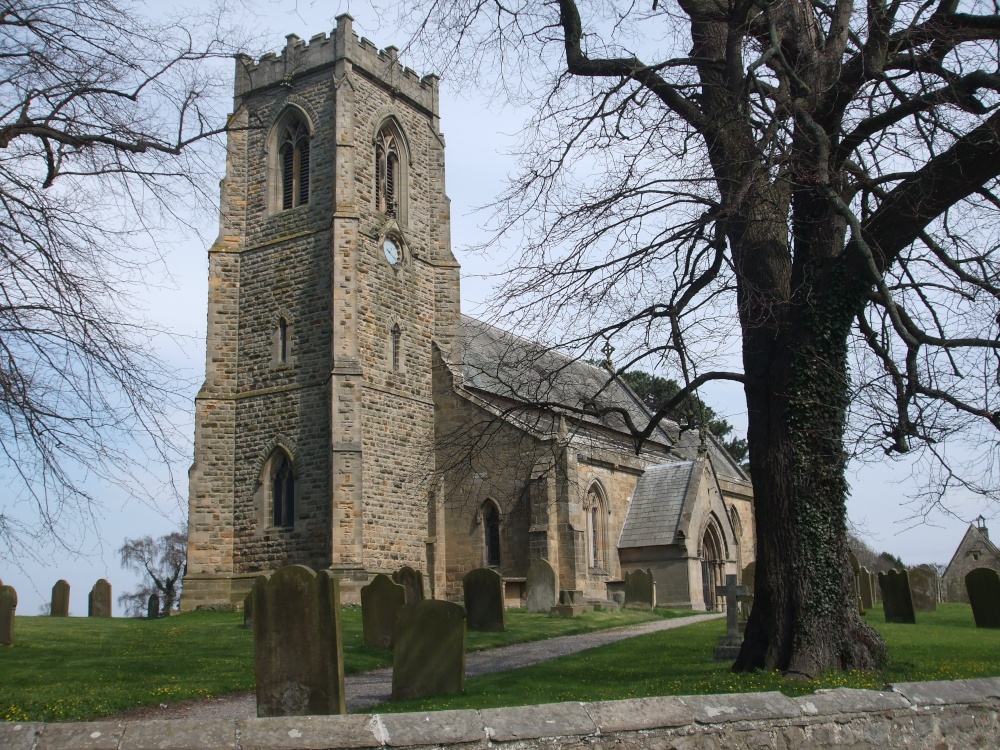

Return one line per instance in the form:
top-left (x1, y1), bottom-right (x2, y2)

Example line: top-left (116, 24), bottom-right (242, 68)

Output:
top-left (376, 603), bottom-right (1000, 713)
top-left (0, 605), bottom-right (684, 722)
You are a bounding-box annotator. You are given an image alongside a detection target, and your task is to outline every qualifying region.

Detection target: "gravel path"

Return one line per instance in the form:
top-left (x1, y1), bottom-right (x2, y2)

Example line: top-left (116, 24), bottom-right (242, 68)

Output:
top-left (113, 612), bottom-right (722, 722)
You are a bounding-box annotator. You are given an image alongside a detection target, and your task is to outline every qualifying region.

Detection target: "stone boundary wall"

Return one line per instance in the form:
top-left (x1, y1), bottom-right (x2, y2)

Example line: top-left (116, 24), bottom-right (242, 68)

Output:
top-left (3, 678), bottom-right (999, 750)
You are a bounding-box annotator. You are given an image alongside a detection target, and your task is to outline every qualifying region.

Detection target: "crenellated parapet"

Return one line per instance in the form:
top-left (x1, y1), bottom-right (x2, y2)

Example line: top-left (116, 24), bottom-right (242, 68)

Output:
top-left (234, 14), bottom-right (439, 116)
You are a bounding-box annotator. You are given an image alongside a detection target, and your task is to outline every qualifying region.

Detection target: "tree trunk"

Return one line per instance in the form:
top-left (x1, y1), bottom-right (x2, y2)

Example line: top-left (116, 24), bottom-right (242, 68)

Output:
top-left (734, 257), bottom-right (887, 675)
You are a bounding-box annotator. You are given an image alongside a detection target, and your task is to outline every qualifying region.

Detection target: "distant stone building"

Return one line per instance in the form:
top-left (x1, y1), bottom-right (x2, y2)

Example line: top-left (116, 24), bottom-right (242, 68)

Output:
top-left (941, 517), bottom-right (1000, 603)
top-left (179, 17), bottom-right (754, 612)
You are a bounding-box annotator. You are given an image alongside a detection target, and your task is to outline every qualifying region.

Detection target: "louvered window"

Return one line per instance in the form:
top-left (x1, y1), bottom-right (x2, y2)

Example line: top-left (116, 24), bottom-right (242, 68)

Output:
top-left (375, 128), bottom-right (401, 217)
top-left (279, 118), bottom-right (310, 210)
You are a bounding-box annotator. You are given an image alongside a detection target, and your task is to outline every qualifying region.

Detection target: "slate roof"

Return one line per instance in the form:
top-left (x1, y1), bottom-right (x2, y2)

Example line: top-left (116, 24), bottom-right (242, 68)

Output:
top-left (672, 429), bottom-right (749, 482)
top-left (618, 461), bottom-right (697, 549)
top-left (458, 315), bottom-right (672, 443)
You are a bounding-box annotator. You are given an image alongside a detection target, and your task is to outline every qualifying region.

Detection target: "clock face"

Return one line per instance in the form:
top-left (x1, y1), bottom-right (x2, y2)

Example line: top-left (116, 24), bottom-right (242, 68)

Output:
top-left (383, 237), bottom-right (400, 266)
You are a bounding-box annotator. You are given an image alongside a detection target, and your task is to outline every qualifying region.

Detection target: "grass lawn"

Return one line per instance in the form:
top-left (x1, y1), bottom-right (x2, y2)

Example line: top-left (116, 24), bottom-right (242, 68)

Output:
top-left (376, 603), bottom-right (1000, 713)
top-left (0, 605), bottom-right (684, 722)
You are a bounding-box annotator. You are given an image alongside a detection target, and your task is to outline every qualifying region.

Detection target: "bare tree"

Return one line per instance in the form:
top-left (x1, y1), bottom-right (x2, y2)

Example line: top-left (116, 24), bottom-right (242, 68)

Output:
top-left (118, 531), bottom-right (186, 617)
top-left (0, 1), bottom-right (237, 562)
top-left (404, 0), bottom-right (1000, 675)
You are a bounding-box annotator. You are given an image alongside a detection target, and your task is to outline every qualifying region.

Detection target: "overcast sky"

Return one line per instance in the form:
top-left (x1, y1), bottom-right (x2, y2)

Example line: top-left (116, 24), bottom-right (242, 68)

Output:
top-left (1, 0), bottom-right (993, 616)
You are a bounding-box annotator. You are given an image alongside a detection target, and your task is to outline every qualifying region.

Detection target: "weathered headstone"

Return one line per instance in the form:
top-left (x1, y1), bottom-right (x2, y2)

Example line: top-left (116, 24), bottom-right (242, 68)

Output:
top-left (878, 569), bottom-right (916, 624)
top-left (908, 566), bottom-right (938, 612)
top-left (0, 585), bottom-right (16, 646)
top-left (965, 568), bottom-right (1000, 628)
top-left (525, 558), bottom-right (557, 613)
top-left (391, 599), bottom-right (466, 701)
top-left (463, 568), bottom-right (506, 631)
top-left (50, 579), bottom-right (70, 617)
top-left (252, 565), bottom-right (346, 716)
top-left (243, 591), bottom-right (253, 629)
top-left (713, 574), bottom-right (750, 660)
top-left (738, 561), bottom-right (756, 632)
top-left (88, 579), bottom-right (112, 618)
top-left (859, 566), bottom-right (874, 610)
top-left (147, 593), bottom-right (160, 619)
top-left (360, 573), bottom-right (405, 648)
top-left (847, 549), bottom-right (863, 613)
top-left (623, 568), bottom-right (654, 610)
top-left (392, 566), bottom-right (425, 604)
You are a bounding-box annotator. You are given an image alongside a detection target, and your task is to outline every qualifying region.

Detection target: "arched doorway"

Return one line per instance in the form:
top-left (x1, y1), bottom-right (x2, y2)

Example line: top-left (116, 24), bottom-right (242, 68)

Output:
top-left (701, 520), bottom-right (725, 611)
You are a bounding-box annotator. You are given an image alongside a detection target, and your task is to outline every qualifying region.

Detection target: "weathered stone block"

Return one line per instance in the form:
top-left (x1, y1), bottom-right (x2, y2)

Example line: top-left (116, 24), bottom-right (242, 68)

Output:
top-left (253, 565), bottom-right (346, 716)
top-left (360, 573), bottom-right (404, 648)
top-left (391, 599), bottom-right (465, 701)
top-left (463, 568), bottom-right (505, 631)
top-left (36, 721), bottom-right (126, 750)
top-left (482, 702), bottom-right (597, 741)
top-left (237, 715), bottom-right (382, 750)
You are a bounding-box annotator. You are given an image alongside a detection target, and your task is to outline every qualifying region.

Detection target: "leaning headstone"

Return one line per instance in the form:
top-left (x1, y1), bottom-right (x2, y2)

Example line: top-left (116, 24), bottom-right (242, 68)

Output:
top-left (526, 559), bottom-right (557, 613)
top-left (147, 593), bottom-right (160, 619)
top-left (51, 579), bottom-right (70, 617)
top-left (965, 568), bottom-right (1000, 628)
top-left (243, 591), bottom-right (253, 629)
top-left (463, 568), bottom-right (506, 631)
top-left (859, 567), bottom-right (874, 610)
top-left (253, 565), bottom-right (346, 716)
top-left (361, 573), bottom-right (405, 648)
top-left (88, 579), bottom-right (112, 618)
top-left (392, 566), bottom-right (425, 604)
top-left (909, 566), bottom-right (938, 612)
top-left (878, 569), bottom-right (916, 624)
top-left (623, 568), bottom-right (654, 610)
top-left (391, 599), bottom-right (465, 701)
top-left (713, 574), bottom-right (750, 660)
top-left (0, 585), bottom-right (16, 646)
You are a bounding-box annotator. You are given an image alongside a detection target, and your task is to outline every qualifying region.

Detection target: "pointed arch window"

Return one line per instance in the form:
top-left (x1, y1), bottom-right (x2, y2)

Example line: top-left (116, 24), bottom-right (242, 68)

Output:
top-left (375, 125), bottom-right (405, 219)
top-left (278, 117), bottom-right (310, 210)
top-left (271, 452), bottom-right (295, 528)
top-left (483, 500), bottom-right (501, 567)
top-left (586, 485), bottom-right (608, 570)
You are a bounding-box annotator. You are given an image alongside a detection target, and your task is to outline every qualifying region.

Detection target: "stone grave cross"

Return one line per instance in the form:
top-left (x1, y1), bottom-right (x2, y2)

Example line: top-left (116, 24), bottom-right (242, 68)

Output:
top-left (713, 574), bottom-right (749, 660)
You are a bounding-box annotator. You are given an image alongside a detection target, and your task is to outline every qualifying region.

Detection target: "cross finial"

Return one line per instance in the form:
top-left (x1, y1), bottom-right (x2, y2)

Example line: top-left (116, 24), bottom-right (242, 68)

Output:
top-left (601, 340), bottom-right (614, 369)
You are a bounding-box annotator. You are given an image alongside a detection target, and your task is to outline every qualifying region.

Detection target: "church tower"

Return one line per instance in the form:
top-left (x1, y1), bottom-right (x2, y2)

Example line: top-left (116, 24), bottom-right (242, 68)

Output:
top-left (180, 17), bottom-right (460, 609)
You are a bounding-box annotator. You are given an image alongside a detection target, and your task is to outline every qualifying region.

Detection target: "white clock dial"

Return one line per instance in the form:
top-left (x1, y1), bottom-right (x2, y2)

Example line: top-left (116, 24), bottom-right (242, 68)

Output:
top-left (383, 237), bottom-right (400, 265)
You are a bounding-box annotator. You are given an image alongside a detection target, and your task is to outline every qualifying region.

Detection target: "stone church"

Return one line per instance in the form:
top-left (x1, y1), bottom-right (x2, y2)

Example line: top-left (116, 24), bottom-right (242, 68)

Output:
top-left (179, 16), bottom-right (754, 613)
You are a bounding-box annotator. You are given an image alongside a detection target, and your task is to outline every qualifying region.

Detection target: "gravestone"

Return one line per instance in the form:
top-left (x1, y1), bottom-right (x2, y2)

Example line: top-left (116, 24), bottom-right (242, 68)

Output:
top-left (741, 562), bottom-right (756, 591)
top-left (360, 573), bottom-right (405, 648)
top-left (392, 566), bottom-right (425, 604)
top-left (88, 579), bottom-right (112, 618)
top-left (878, 569), bottom-right (916, 624)
top-left (147, 593), bottom-right (160, 619)
top-left (965, 568), bottom-right (1000, 628)
top-left (243, 591), bottom-right (253, 629)
top-left (623, 568), bottom-right (654, 610)
top-left (859, 566), bottom-right (874, 610)
top-left (847, 549), bottom-right (863, 613)
top-left (525, 559), bottom-right (557, 613)
top-left (463, 568), bottom-right (506, 631)
top-left (391, 599), bottom-right (465, 701)
top-left (0, 585), bottom-right (16, 646)
top-left (739, 561), bottom-right (756, 632)
top-left (51, 579), bottom-right (70, 617)
top-left (713, 574), bottom-right (750, 660)
top-left (909, 566), bottom-right (938, 612)
top-left (252, 565), bottom-right (346, 716)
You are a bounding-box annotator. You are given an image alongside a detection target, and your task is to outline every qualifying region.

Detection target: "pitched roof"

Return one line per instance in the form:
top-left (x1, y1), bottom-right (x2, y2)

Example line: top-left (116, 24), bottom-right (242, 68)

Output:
top-left (458, 315), bottom-right (672, 442)
top-left (618, 461), bottom-right (697, 548)
top-left (942, 523), bottom-right (1000, 580)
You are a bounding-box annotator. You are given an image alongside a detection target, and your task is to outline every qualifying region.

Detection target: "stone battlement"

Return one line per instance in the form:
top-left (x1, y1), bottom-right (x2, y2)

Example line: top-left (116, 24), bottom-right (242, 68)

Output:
top-left (234, 14), bottom-right (439, 115)
top-left (5, 678), bottom-right (1000, 750)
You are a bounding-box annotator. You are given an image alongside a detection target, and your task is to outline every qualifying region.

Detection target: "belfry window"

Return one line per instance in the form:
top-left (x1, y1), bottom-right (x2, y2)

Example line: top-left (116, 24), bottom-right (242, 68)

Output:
top-left (375, 127), bottom-right (402, 218)
top-left (278, 117), bottom-right (310, 210)
top-left (271, 452), bottom-right (295, 528)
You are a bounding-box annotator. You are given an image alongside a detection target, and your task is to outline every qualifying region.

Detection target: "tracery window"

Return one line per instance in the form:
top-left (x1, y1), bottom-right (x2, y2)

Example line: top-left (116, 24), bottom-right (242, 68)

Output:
top-left (278, 117), bottom-right (310, 210)
top-left (271, 451), bottom-right (295, 528)
top-left (586, 484), bottom-right (607, 570)
top-left (375, 125), bottom-right (403, 218)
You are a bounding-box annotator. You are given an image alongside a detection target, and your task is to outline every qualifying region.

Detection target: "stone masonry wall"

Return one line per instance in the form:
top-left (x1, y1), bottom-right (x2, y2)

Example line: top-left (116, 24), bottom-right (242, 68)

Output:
top-left (10, 678), bottom-right (1000, 750)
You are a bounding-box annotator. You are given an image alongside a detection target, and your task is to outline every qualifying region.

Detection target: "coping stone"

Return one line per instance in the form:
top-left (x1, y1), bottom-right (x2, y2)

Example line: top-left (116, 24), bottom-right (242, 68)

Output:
top-left (482, 702), bottom-right (597, 741)
top-left (586, 696), bottom-right (693, 732)
top-left (795, 688), bottom-right (910, 716)
top-left (36, 721), bottom-right (127, 750)
top-left (892, 677), bottom-right (1000, 706)
top-left (238, 715), bottom-right (381, 750)
top-left (379, 709), bottom-right (485, 745)
top-left (678, 691), bottom-right (801, 724)
top-left (120, 719), bottom-right (237, 750)
top-left (0, 723), bottom-right (42, 750)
